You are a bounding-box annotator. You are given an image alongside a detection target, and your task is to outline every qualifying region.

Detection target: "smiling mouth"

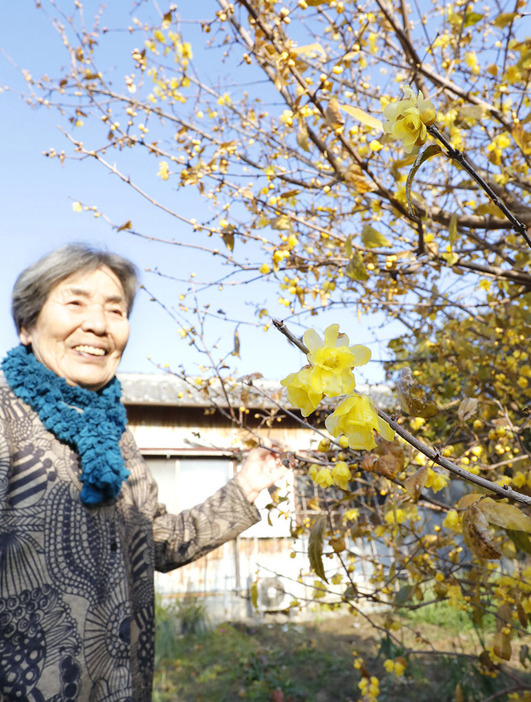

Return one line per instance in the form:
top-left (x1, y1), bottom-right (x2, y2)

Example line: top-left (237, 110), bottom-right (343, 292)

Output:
top-left (73, 345), bottom-right (107, 357)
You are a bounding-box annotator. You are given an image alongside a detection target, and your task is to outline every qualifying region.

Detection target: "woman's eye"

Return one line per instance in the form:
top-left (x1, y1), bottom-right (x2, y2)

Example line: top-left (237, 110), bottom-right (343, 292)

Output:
top-left (67, 299), bottom-right (82, 307)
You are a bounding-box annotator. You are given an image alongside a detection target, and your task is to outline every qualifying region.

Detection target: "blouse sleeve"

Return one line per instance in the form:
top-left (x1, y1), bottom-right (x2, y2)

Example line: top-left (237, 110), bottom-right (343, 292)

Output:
top-left (120, 429), bottom-right (261, 573)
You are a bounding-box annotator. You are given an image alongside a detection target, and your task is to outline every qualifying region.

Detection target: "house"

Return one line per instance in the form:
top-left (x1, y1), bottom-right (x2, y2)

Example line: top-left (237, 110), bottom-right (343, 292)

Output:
top-left (120, 371), bottom-right (393, 622)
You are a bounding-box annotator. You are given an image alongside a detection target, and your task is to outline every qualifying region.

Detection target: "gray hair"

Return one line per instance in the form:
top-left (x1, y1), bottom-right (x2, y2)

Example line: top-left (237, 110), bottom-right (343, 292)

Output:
top-left (12, 244), bottom-right (139, 333)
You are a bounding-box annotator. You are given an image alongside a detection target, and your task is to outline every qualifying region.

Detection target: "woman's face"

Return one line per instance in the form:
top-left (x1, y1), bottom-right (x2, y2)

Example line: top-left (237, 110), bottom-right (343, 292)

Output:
top-left (19, 266), bottom-right (130, 391)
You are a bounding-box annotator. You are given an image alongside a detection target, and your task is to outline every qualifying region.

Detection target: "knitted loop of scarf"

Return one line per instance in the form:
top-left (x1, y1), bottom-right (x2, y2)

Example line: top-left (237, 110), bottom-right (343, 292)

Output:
top-left (2, 344), bottom-right (129, 505)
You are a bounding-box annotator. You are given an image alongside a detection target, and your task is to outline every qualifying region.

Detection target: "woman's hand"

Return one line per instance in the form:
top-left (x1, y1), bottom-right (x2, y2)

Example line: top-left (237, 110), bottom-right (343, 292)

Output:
top-left (235, 447), bottom-right (288, 504)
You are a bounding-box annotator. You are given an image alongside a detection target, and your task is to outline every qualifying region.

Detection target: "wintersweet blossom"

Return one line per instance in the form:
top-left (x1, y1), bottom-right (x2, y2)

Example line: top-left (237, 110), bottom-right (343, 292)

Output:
top-left (383, 86), bottom-right (437, 153)
top-left (280, 367), bottom-right (323, 417)
top-left (332, 460), bottom-right (352, 490)
top-left (325, 393), bottom-right (394, 451)
top-left (309, 464), bottom-right (334, 488)
top-left (303, 324), bottom-right (371, 397)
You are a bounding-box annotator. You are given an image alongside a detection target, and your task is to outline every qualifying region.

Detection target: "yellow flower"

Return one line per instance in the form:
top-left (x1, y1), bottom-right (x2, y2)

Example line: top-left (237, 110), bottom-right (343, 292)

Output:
top-left (281, 367), bottom-right (323, 416)
top-left (309, 464), bottom-right (334, 488)
top-left (303, 324), bottom-right (371, 397)
top-left (425, 467), bottom-right (449, 494)
top-left (332, 460), bottom-right (351, 490)
top-left (325, 393), bottom-right (394, 450)
top-left (383, 86), bottom-right (436, 153)
top-left (443, 508), bottom-right (460, 531)
top-left (157, 160), bottom-right (170, 180)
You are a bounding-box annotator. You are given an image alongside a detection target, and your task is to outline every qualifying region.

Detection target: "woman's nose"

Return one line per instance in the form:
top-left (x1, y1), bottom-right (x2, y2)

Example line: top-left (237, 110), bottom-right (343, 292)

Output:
top-left (81, 304), bottom-right (107, 334)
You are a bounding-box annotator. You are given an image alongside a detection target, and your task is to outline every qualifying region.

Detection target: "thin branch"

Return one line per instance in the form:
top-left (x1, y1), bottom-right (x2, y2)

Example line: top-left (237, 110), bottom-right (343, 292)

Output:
top-left (273, 319), bottom-right (531, 507)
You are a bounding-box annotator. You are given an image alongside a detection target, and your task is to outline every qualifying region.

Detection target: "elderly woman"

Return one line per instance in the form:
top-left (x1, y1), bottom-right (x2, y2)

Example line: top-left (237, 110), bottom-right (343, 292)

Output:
top-left (0, 244), bottom-right (285, 700)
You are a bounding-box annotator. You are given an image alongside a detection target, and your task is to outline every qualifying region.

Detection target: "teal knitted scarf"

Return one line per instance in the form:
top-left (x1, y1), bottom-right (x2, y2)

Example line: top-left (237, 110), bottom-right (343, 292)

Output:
top-left (2, 344), bottom-right (129, 505)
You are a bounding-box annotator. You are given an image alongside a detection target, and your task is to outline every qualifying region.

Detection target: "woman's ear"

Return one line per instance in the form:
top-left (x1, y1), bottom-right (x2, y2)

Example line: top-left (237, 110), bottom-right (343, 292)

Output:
top-left (19, 327), bottom-right (32, 346)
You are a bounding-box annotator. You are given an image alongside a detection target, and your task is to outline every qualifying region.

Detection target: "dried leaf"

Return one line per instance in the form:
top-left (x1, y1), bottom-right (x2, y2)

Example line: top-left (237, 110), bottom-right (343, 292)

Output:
top-left (517, 603), bottom-right (528, 629)
top-left (339, 104), bottom-right (383, 131)
top-left (458, 397), bottom-right (479, 422)
top-left (325, 97), bottom-right (344, 130)
top-left (396, 367), bottom-right (438, 418)
top-left (308, 515), bottom-right (328, 582)
top-left (117, 220), bottom-right (133, 232)
top-left (462, 505), bottom-right (502, 560)
top-left (231, 329), bottom-right (240, 358)
top-left (374, 453), bottom-right (401, 480)
top-left (344, 165), bottom-right (375, 193)
top-left (493, 631), bottom-right (512, 660)
top-left (404, 466), bottom-right (428, 503)
top-left (221, 230), bottom-right (235, 251)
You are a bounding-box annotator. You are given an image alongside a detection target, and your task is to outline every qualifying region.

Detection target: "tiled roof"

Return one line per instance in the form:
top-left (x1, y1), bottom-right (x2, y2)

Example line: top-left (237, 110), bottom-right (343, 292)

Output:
top-left (118, 372), bottom-right (394, 409)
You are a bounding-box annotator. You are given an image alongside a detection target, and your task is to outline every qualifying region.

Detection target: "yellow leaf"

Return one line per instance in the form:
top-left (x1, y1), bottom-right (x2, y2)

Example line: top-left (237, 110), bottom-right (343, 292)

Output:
top-left (478, 498), bottom-right (531, 533)
top-left (296, 122), bottom-right (310, 151)
top-left (448, 213), bottom-right (458, 247)
top-left (117, 220), bottom-right (133, 232)
top-left (493, 12), bottom-right (517, 28)
top-left (250, 580), bottom-right (259, 610)
top-left (291, 43), bottom-right (326, 59)
top-left (512, 123), bottom-right (531, 155)
top-left (474, 202), bottom-right (504, 218)
top-left (339, 104), bottom-right (383, 131)
top-left (462, 504), bottom-right (502, 559)
top-left (456, 493), bottom-right (482, 510)
top-left (361, 224), bottom-right (391, 248)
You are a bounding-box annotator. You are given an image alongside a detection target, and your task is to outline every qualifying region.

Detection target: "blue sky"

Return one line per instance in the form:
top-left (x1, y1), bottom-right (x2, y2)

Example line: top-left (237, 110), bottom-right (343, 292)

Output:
top-left (0, 1), bottom-right (394, 385)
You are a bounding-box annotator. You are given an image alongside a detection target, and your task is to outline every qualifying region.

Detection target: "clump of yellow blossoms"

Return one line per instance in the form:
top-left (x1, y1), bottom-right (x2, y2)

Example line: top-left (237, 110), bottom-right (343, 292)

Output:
top-left (325, 393), bottom-right (394, 451)
top-left (383, 86), bottom-right (437, 153)
top-left (304, 324), bottom-right (371, 397)
top-left (281, 324), bottom-right (394, 456)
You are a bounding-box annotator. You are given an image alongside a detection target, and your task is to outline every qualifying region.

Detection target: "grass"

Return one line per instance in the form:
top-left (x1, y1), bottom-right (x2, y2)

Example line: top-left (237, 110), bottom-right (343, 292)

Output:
top-left (153, 600), bottom-right (531, 702)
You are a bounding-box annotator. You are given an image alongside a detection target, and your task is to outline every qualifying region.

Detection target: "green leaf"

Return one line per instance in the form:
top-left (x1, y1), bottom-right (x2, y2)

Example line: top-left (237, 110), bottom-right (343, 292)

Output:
top-left (361, 224), bottom-right (391, 248)
top-left (493, 12), bottom-right (517, 28)
top-left (339, 104), bottom-right (383, 131)
top-left (346, 250), bottom-right (369, 281)
top-left (463, 11), bottom-right (484, 28)
top-left (448, 213), bottom-right (458, 247)
top-left (308, 514), bottom-right (328, 582)
top-left (406, 145), bottom-right (442, 217)
top-left (395, 584), bottom-right (415, 605)
top-left (250, 580), bottom-right (259, 610)
top-left (507, 530), bottom-right (531, 556)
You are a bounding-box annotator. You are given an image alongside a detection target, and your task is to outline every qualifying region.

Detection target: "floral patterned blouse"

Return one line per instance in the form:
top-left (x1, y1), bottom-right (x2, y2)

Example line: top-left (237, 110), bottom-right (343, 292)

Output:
top-left (0, 381), bottom-right (260, 700)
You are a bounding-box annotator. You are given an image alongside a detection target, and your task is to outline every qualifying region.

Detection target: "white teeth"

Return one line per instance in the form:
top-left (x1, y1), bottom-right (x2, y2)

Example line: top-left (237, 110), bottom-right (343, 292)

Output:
top-left (74, 345), bottom-right (106, 356)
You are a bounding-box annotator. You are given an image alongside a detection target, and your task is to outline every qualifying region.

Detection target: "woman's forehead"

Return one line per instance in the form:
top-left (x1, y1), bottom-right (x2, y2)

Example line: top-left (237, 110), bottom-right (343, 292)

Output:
top-left (53, 265), bottom-right (126, 301)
